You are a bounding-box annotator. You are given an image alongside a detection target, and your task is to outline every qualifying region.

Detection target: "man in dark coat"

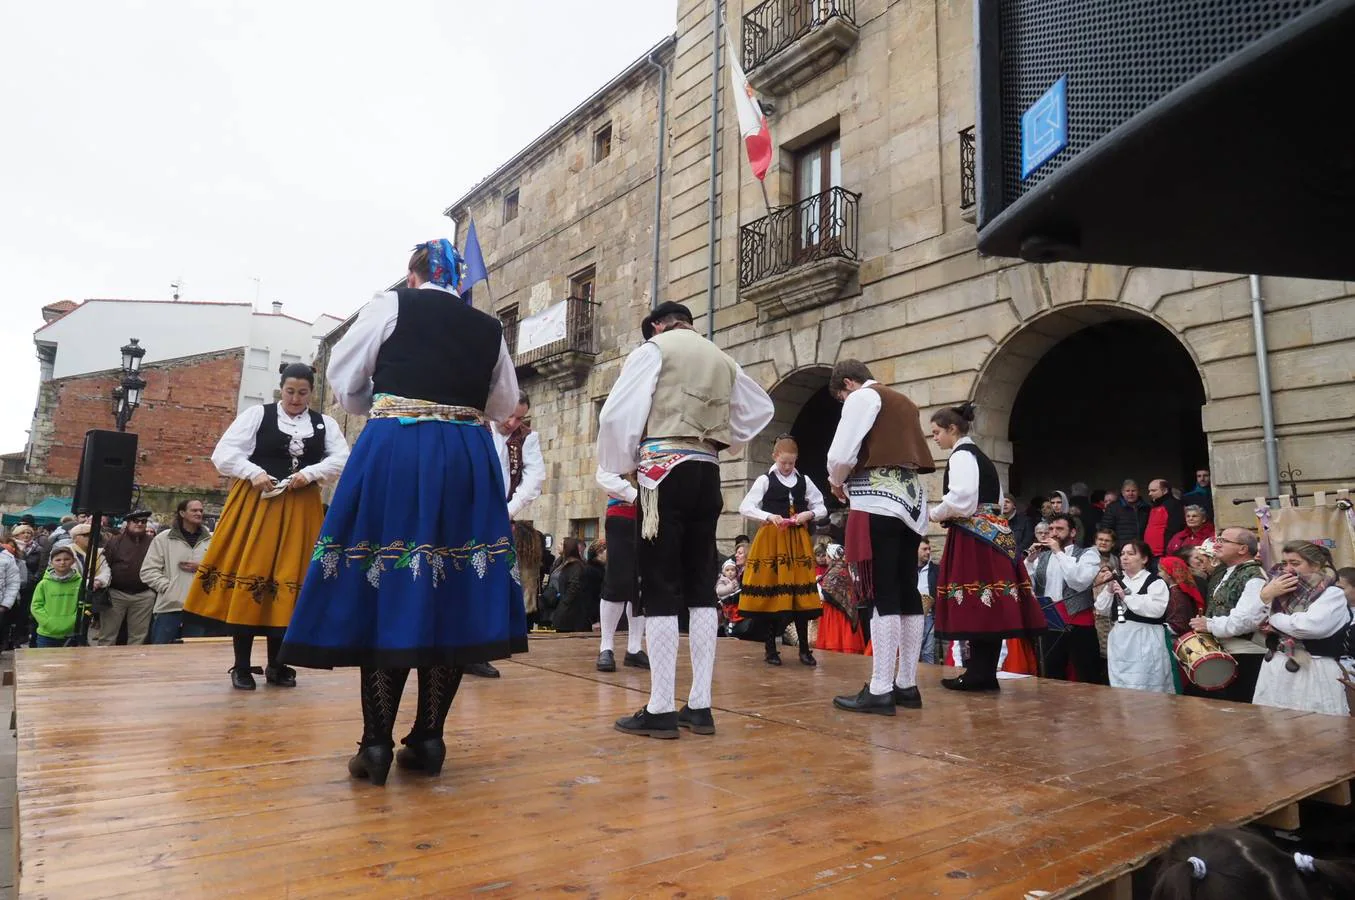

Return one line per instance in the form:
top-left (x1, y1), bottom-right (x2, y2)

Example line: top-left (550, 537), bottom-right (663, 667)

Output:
top-left (1099, 479), bottom-right (1150, 548)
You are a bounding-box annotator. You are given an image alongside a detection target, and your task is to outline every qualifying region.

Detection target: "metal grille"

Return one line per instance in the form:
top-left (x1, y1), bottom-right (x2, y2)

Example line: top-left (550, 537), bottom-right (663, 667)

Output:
top-left (738, 187), bottom-right (860, 287)
top-left (998, 0), bottom-right (1325, 205)
top-left (743, 0), bottom-right (857, 72)
top-left (959, 126), bottom-right (976, 210)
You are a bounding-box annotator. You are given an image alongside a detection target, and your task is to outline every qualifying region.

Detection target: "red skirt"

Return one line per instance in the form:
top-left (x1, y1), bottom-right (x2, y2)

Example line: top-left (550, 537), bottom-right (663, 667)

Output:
top-left (934, 527), bottom-right (1045, 641)
top-left (817, 604), bottom-right (865, 654)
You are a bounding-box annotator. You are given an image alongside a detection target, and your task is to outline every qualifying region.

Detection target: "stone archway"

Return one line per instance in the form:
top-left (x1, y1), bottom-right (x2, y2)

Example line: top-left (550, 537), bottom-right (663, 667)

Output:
top-left (744, 365), bottom-right (844, 515)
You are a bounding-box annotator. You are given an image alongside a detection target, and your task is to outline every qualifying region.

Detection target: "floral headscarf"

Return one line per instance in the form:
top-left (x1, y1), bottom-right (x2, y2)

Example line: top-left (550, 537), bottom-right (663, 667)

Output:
top-left (413, 239), bottom-right (465, 289)
top-left (1159, 555), bottom-right (1204, 613)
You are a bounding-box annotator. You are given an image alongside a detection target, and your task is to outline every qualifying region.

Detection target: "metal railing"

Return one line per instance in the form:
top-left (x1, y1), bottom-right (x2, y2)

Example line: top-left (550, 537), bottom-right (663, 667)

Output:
top-left (742, 0), bottom-right (857, 72)
top-left (959, 126), bottom-right (976, 210)
top-left (514, 295), bottom-right (599, 368)
top-left (499, 311), bottom-right (520, 356)
top-left (738, 186), bottom-right (860, 288)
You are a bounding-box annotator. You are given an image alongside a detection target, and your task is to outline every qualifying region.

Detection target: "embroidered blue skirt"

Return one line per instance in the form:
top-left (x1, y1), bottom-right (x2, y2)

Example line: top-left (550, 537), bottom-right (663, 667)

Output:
top-left (280, 418), bottom-right (528, 669)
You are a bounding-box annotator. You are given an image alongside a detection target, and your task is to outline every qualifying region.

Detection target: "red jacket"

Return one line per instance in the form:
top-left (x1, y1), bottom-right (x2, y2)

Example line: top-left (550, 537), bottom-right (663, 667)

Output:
top-left (1166, 523), bottom-right (1215, 556)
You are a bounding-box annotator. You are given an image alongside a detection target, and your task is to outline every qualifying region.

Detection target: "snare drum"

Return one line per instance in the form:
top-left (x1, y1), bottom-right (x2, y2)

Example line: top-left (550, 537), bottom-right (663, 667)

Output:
top-left (1174, 631), bottom-right (1239, 691)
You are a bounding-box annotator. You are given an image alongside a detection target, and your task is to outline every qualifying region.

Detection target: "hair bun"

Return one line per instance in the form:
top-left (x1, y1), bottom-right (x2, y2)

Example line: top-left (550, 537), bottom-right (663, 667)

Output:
top-left (955, 402), bottom-right (977, 422)
top-left (278, 362), bottom-right (289, 375)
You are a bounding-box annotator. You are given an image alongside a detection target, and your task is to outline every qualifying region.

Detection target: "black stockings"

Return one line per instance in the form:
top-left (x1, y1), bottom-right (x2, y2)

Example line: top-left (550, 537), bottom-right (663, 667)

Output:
top-left (232, 633), bottom-right (285, 672)
top-left (358, 666), bottom-right (464, 748)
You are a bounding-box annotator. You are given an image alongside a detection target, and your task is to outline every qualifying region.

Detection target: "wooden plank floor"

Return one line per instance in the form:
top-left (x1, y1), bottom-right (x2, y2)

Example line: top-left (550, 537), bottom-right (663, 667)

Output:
top-left (13, 635), bottom-right (1355, 899)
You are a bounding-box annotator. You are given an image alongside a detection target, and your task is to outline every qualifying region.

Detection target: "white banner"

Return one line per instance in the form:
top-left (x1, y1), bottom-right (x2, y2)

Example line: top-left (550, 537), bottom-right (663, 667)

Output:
top-left (516, 300), bottom-right (568, 355)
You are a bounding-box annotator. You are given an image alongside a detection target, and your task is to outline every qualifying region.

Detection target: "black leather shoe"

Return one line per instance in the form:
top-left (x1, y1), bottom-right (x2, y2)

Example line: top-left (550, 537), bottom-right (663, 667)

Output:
top-left (765, 651), bottom-right (782, 666)
top-left (833, 684), bottom-right (897, 716)
top-left (799, 650), bottom-right (817, 667)
top-left (264, 664), bottom-right (297, 687)
top-left (596, 650), bottom-right (616, 672)
top-left (614, 707), bottom-right (679, 739)
top-left (229, 666), bottom-right (258, 690)
top-left (676, 704), bottom-right (715, 735)
top-left (465, 662), bottom-right (501, 678)
top-left (623, 650), bottom-right (650, 669)
top-left (396, 736), bottom-right (446, 775)
top-left (940, 674), bottom-right (1001, 692)
top-left (893, 686), bottom-right (923, 709)
top-left (348, 743), bottom-right (394, 786)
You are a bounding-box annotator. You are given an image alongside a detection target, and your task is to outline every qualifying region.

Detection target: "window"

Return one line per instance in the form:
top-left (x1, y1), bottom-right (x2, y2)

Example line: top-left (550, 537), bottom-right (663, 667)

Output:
top-left (593, 123), bottom-right (612, 163)
top-left (498, 304), bottom-right (520, 354)
top-left (570, 518), bottom-right (599, 543)
top-left (794, 134), bottom-right (843, 253)
top-left (569, 266), bottom-right (596, 302)
top-left (503, 189), bottom-right (520, 223)
top-left (280, 352), bottom-right (301, 367)
top-left (246, 348), bottom-right (270, 370)
top-left (244, 393), bottom-right (266, 407)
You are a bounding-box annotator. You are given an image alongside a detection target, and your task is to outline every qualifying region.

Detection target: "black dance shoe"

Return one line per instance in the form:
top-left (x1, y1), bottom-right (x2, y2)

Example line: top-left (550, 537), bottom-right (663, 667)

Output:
top-left (465, 662), bottom-right (501, 678)
top-left (892, 686), bottom-right (923, 709)
top-left (765, 651), bottom-right (783, 666)
top-left (676, 704), bottom-right (715, 735)
top-left (799, 650), bottom-right (817, 667)
top-left (229, 666), bottom-right (258, 691)
top-left (396, 736), bottom-right (447, 776)
top-left (348, 742), bottom-right (394, 786)
top-left (614, 707), bottom-right (679, 739)
top-left (940, 674), bottom-right (1001, 692)
top-left (832, 684), bottom-right (897, 716)
top-left (623, 650), bottom-right (651, 669)
top-left (596, 650), bottom-right (616, 672)
top-left (264, 664), bottom-right (297, 687)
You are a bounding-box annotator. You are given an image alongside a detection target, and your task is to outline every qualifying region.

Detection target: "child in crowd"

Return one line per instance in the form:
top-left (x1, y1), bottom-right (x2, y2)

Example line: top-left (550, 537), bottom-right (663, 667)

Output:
top-left (31, 545), bottom-right (81, 647)
top-left (1149, 826), bottom-right (1355, 899)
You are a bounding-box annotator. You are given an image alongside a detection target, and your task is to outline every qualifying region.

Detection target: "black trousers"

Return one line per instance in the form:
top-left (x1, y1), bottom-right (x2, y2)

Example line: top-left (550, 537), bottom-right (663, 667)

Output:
top-left (635, 462), bottom-right (723, 618)
top-left (964, 638), bottom-right (1003, 682)
top-left (865, 514), bottom-right (923, 617)
top-left (603, 514), bottom-right (638, 607)
top-left (1039, 624), bottom-right (1105, 684)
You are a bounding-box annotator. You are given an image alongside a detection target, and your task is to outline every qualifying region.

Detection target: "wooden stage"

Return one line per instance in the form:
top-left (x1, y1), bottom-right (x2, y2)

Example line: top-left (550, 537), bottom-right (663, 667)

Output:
top-left (12, 636), bottom-right (1355, 898)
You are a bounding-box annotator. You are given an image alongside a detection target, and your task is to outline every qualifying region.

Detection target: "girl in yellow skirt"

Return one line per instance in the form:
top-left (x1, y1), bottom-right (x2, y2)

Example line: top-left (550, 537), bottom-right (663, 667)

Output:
top-left (184, 363), bottom-right (349, 690)
top-left (737, 436), bottom-right (828, 666)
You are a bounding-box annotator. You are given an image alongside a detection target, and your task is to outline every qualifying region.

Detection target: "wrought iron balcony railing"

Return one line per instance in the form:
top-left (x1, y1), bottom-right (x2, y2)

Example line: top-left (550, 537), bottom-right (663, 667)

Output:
top-left (738, 186), bottom-right (860, 288)
top-left (513, 295), bottom-right (598, 369)
top-left (960, 126), bottom-right (976, 211)
top-left (742, 0), bottom-right (857, 73)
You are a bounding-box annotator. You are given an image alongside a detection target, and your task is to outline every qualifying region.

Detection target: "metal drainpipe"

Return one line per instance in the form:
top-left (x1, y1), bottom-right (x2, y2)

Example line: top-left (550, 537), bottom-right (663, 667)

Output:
top-left (1249, 274), bottom-right (1282, 499)
top-left (647, 49), bottom-right (668, 312)
top-left (705, 3), bottom-right (721, 341)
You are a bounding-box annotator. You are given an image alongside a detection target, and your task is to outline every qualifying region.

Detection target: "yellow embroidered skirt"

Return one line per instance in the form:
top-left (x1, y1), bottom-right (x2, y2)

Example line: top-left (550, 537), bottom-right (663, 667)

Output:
top-left (738, 523), bottom-right (821, 618)
top-left (184, 479), bottom-right (323, 635)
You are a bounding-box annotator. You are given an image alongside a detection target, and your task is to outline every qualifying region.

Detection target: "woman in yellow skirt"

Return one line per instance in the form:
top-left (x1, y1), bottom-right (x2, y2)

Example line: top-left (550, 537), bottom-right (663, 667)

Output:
top-left (737, 436), bottom-right (828, 666)
top-left (184, 363), bottom-right (349, 690)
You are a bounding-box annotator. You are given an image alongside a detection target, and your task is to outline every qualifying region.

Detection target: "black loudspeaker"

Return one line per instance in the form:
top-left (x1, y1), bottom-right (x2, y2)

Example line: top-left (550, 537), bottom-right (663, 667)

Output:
top-left (72, 430), bottom-right (138, 515)
top-left (975, 0), bottom-right (1355, 279)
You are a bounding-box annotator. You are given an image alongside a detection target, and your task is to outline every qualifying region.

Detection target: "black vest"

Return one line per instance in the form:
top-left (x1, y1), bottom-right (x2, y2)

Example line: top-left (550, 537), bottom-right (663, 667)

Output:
top-left (1112, 572), bottom-right (1166, 625)
top-left (371, 288), bottom-right (503, 409)
top-left (249, 404), bottom-right (327, 481)
top-left (760, 471), bottom-right (808, 517)
top-left (942, 442), bottom-right (1001, 505)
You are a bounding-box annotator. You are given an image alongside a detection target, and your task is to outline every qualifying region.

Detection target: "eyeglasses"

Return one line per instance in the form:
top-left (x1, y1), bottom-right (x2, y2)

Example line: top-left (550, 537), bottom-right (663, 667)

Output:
top-left (1214, 537), bottom-right (1245, 546)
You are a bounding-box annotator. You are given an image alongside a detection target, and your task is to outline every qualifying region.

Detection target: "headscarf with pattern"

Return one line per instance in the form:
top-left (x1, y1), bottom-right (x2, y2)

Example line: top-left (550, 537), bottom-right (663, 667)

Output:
top-left (413, 239), bottom-right (465, 289)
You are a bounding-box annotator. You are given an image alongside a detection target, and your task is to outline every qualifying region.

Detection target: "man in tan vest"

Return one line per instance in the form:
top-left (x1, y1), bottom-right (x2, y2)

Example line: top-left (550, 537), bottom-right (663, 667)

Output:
top-left (825, 359), bottom-right (935, 716)
top-left (596, 302), bottom-right (774, 739)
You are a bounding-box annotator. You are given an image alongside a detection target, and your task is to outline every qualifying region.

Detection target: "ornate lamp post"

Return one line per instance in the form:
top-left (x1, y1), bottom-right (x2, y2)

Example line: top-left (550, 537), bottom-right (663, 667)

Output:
top-left (112, 338), bottom-right (148, 432)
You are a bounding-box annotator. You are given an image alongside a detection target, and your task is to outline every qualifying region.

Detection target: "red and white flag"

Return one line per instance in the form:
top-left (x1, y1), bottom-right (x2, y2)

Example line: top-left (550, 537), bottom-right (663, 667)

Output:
top-left (726, 34), bottom-right (772, 181)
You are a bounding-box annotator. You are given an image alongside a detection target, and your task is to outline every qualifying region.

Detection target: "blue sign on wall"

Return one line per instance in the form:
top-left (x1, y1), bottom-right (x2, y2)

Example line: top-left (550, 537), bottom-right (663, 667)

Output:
top-left (1021, 77), bottom-right (1068, 180)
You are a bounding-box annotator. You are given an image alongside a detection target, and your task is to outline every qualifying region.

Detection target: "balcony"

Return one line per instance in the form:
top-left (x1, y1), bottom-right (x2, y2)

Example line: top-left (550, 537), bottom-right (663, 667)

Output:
top-left (738, 186), bottom-right (860, 321)
top-left (508, 295), bottom-right (598, 387)
top-left (742, 0), bottom-right (859, 96)
top-left (959, 125), bottom-right (977, 224)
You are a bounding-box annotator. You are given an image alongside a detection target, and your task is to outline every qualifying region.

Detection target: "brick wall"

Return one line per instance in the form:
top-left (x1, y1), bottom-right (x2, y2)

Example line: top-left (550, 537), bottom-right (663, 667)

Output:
top-left (28, 348), bottom-right (244, 492)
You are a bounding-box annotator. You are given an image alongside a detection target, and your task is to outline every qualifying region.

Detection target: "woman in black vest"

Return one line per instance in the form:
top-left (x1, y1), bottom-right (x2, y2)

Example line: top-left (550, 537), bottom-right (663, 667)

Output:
top-left (928, 403), bottom-right (1044, 691)
top-left (184, 363), bottom-right (349, 689)
top-left (736, 435), bottom-right (827, 666)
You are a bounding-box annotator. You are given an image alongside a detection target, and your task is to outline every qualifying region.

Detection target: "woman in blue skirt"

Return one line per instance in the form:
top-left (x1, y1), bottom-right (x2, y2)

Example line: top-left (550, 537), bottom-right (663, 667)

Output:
top-left (281, 239), bottom-right (525, 786)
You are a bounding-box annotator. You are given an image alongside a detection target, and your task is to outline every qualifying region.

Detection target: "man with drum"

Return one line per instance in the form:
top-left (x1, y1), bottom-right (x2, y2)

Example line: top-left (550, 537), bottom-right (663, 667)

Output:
top-left (1189, 527), bottom-right (1267, 702)
top-left (1025, 514), bottom-right (1103, 683)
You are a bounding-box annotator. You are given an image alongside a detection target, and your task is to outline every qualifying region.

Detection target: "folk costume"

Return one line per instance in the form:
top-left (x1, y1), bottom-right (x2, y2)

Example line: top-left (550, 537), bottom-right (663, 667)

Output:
top-left (184, 400), bottom-right (348, 685)
top-left (598, 303), bottom-right (774, 739)
top-left (737, 465), bottom-right (827, 665)
top-left (1094, 569), bottom-right (1176, 694)
top-left (1253, 570), bottom-right (1351, 716)
top-left (494, 421), bottom-right (545, 616)
top-left (827, 380), bottom-right (934, 715)
top-left (816, 544), bottom-right (865, 653)
top-left (280, 240), bottom-right (526, 785)
top-left (931, 437), bottom-right (1045, 690)
top-left (1026, 542), bottom-right (1102, 682)
top-left (1197, 558), bottom-right (1268, 702)
top-left (595, 466), bottom-right (648, 672)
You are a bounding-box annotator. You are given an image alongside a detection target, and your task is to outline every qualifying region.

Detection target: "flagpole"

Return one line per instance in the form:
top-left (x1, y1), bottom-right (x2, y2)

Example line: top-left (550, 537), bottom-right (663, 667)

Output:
top-left (759, 179), bottom-right (773, 216)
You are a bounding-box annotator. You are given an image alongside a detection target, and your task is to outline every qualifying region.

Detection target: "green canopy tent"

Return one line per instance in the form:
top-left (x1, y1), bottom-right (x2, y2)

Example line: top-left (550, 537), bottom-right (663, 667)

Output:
top-left (1, 496), bottom-right (73, 528)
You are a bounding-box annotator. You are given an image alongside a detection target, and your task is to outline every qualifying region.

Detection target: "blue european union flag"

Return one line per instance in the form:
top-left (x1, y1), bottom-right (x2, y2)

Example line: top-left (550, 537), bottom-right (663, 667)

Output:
top-left (460, 218), bottom-right (488, 305)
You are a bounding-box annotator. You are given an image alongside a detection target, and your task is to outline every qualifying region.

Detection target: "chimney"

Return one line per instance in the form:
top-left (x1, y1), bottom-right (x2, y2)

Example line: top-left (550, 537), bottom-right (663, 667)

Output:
top-left (271, 301), bottom-right (283, 315)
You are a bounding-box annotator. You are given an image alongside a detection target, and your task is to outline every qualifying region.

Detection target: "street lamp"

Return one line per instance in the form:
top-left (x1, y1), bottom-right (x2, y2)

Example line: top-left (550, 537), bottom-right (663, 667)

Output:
top-left (113, 338), bottom-right (148, 432)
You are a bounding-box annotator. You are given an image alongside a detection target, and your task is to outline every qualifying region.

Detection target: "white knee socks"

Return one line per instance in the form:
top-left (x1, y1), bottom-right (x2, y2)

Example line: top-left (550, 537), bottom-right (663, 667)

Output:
top-left (687, 607), bottom-right (718, 710)
top-left (644, 615), bottom-right (679, 715)
top-left (599, 600), bottom-right (625, 653)
top-left (869, 610), bottom-right (902, 696)
top-left (626, 603), bottom-right (646, 655)
top-left (896, 614), bottom-right (924, 690)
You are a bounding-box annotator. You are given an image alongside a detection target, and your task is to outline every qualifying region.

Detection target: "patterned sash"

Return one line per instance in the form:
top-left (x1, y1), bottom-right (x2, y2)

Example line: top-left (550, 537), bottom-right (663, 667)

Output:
top-left (947, 503), bottom-right (1018, 561)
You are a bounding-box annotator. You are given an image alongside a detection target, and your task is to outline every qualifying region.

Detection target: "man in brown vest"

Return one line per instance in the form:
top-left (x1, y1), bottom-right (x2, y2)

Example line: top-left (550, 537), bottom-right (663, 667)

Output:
top-left (597, 302), bottom-right (774, 739)
top-left (824, 359), bottom-right (935, 716)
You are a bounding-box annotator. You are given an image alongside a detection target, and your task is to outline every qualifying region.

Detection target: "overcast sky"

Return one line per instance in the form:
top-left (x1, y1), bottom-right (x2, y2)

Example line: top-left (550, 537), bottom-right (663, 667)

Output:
top-left (0, 0), bottom-right (678, 453)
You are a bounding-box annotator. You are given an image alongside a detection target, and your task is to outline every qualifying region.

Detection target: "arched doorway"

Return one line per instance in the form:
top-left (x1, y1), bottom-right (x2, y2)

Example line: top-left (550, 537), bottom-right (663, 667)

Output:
top-left (974, 307), bottom-right (1208, 504)
top-left (755, 366), bottom-right (845, 517)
